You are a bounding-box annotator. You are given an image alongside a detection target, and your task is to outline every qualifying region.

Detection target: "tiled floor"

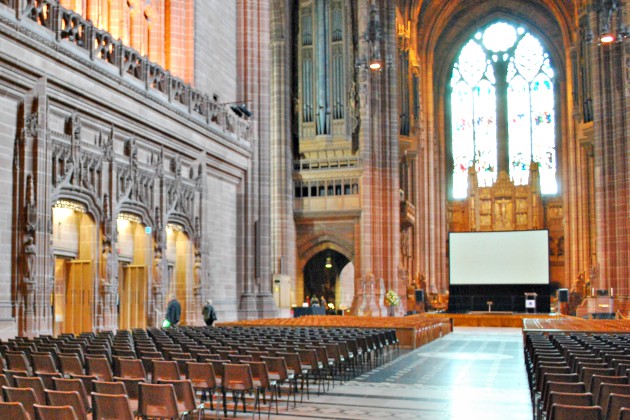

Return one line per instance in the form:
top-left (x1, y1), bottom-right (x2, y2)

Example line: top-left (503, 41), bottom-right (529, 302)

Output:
top-left (236, 327), bottom-right (532, 420)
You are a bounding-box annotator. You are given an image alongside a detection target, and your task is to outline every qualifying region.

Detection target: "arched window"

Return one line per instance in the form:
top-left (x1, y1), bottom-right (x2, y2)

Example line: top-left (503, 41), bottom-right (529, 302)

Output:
top-left (450, 22), bottom-right (556, 199)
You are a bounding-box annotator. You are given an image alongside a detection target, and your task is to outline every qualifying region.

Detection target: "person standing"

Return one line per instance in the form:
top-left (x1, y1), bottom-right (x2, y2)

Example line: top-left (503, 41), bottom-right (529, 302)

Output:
top-left (202, 299), bottom-right (217, 326)
top-left (165, 294), bottom-right (181, 327)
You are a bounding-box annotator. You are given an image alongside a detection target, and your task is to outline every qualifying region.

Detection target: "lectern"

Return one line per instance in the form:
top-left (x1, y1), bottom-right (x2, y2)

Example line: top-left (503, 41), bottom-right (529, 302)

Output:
top-left (524, 293), bottom-right (537, 313)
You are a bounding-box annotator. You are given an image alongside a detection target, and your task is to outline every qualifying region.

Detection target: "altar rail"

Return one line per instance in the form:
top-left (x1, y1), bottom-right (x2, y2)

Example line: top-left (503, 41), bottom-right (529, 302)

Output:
top-left (218, 314), bottom-right (452, 349)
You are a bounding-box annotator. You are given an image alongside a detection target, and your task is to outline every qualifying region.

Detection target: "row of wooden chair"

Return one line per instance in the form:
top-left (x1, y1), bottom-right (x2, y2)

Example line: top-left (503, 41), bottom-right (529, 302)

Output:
top-left (526, 331), bottom-right (630, 419)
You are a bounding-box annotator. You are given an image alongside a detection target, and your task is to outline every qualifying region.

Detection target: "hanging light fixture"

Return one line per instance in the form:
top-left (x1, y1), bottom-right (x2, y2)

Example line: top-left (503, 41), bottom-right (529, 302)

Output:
top-left (325, 256), bottom-right (332, 269)
top-left (598, 0), bottom-right (628, 43)
top-left (367, 2), bottom-right (383, 70)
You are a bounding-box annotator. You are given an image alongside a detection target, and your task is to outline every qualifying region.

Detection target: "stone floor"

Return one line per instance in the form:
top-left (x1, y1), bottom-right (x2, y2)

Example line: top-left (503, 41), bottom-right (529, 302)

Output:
top-left (216, 327), bottom-right (533, 419)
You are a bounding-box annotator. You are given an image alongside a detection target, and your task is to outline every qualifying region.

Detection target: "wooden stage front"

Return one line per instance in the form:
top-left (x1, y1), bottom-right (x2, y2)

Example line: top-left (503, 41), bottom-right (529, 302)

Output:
top-left (219, 314), bottom-right (453, 349)
top-left (422, 312), bottom-right (561, 328)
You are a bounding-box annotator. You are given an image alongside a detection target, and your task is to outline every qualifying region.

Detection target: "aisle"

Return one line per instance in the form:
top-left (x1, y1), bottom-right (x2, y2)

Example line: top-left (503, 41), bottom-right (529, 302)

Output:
top-left (271, 327), bottom-right (532, 420)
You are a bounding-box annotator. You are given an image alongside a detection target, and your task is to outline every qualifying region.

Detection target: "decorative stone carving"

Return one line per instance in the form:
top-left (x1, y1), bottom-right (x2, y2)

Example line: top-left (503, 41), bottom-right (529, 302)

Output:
top-left (193, 251), bottom-right (202, 297)
top-left (153, 248), bottom-right (163, 294)
top-left (100, 243), bottom-right (112, 295)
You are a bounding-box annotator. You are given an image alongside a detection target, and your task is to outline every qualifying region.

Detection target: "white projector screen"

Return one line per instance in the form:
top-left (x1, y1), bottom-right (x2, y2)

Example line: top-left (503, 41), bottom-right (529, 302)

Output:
top-left (449, 230), bottom-right (549, 285)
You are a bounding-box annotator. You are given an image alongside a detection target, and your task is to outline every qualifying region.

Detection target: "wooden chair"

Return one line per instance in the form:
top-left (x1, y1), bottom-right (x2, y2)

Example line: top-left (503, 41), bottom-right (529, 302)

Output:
top-left (114, 359), bottom-right (146, 399)
top-left (221, 364), bottom-right (258, 419)
top-left (277, 352), bottom-right (308, 402)
top-left (91, 392), bottom-right (134, 420)
top-left (93, 380), bottom-right (138, 414)
top-left (596, 383), bottom-right (630, 416)
top-left (44, 389), bottom-right (89, 420)
top-left (156, 379), bottom-right (200, 419)
top-left (548, 403), bottom-right (602, 420)
top-left (605, 393), bottom-right (630, 420)
top-left (590, 375), bottom-right (627, 405)
top-left (297, 348), bottom-right (324, 396)
top-left (85, 357), bottom-right (113, 382)
top-left (246, 361), bottom-right (278, 418)
top-left (33, 403), bottom-right (78, 420)
top-left (0, 401), bottom-right (29, 420)
top-left (137, 382), bottom-right (180, 420)
top-left (620, 407), bottom-right (630, 419)
top-left (152, 360), bottom-right (181, 383)
top-left (261, 356), bottom-right (295, 409)
top-left (538, 381), bottom-right (586, 419)
top-left (186, 362), bottom-right (218, 409)
top-left (14, 376), bottom-right (46, 404)
top-left (58, 354), bottom-right (85, 378)
top-left (31, 353), bottom-right (59, 375)
top-left (53, 377), bottom-right (91, 412)
top-left (3, 386), bottom-right (39, 419)
top-left (5, 352), bottom-right (32, 376)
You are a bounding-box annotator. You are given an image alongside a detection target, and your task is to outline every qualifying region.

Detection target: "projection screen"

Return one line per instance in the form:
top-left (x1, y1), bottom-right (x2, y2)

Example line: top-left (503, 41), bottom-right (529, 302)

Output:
top-left (449, 230), bottom-right (549, 285)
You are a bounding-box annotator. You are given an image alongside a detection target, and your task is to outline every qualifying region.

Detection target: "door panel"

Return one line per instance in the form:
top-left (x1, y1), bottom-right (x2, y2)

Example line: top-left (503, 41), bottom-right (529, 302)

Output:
top-left (119, 265), bottom-right (146, 330)
top-left (65, 260), bottom-right (92, 335)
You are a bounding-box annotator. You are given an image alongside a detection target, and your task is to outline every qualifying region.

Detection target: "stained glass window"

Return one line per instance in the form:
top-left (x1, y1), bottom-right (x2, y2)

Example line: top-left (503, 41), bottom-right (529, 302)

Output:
top-left (450, 22), bottom-right (557, 198)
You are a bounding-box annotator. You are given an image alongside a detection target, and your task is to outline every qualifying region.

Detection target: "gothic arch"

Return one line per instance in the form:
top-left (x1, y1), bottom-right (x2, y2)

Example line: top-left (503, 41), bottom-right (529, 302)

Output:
top-left (299, 234), bottom-right (354, 266)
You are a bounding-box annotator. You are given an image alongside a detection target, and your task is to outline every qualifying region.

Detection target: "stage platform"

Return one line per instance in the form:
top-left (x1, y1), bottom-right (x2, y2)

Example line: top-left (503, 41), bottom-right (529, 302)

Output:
top-left (218, 314), bottom-right (452, 349)
top-left (422, 312), bottom-right (562, 328)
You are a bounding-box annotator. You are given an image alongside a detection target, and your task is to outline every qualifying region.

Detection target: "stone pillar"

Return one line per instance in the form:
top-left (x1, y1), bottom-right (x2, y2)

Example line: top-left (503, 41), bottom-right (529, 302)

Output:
top-left (237, 0), bottom-right (276, 318)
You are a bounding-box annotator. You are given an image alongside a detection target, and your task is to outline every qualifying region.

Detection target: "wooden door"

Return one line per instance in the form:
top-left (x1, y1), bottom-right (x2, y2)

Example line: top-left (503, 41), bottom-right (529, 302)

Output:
top-left (65, 260), bottom-right (93, 335)
top-left (119, 265), bottom-right (146, 330)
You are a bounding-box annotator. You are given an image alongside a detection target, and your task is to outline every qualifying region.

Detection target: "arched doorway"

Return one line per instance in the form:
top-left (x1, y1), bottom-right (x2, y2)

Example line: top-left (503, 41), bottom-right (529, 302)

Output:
top-left (51, 200), bottom-right (96, 336)
top-left (116, 213), bottom-right (150, 330)
top-left (165, 223), bottom-right (193, 325)
top-left (303, 250), bottom-right (351, 312)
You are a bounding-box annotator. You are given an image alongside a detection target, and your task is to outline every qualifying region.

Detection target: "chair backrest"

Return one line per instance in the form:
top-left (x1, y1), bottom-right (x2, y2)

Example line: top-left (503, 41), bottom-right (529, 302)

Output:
top-left (297, 349), bottom-right (319, 369)
top-left (222, 364), bottom-right (254, 391)
top-left (14, 376), bottom-right (46, 404)
top-left (157, 379), bottom-right (197, 412)
top-left (0, 374), bottom-right (10, 389)
top-left (210, 360), bottom-right (228, 379)
top-left (620, 407), bottom-right (630, 420)
top-left (6, 353), bottom-right (32, 375)
top-left (31, 354), bottom-right (58, 374)
top-left (35, 372), bottom-right (63, 390)
top-left (606, 393), bottom-right (630, 420)
top-left (86, 356), bottom-right (113, 382)
top-left (137, 382), bottom-right (179, 419)
top-left (245, 350), bottom-right (269, 362)
top-left (186, 362), bottom-right (217, 389)
top-left (91, 392), bottom-right (134, 420)
top-left (0, 401), bottom-right (29, 420)
top-left (92, 380), bottom-right (128, 395)
top-left (3, 385), bottom-right (40, 418)
top-left (152, 360), bottom-right (181, 383)
top-left (33, 403), bottom-right (78, 420)
top-left (581, 367), bottom-right (615, 392)
top-left (546, 392), bottom-right (593, 411)
top-left (118, 358), bottom-right (146, 380)
top-left (58, 355), bottom-right (84, 377)
top-left (246, 361), bottom-right (271, 389)
top-left (52, 377), bottom-right (90, 412)
top-left (537, 365), bottom-right (572, 392)
top-left (591, 375), bottom-right (627, 404)
top-left (44, 389), bottom-right (88, 419)
top-left (277, 352), bottom-right (303, 376)
top-left (548, 403), bottom-right (601, 420)
top-left (261, 357), bottom-right (289, 382)
top-left (597, 383), bottom-right (630, 415)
